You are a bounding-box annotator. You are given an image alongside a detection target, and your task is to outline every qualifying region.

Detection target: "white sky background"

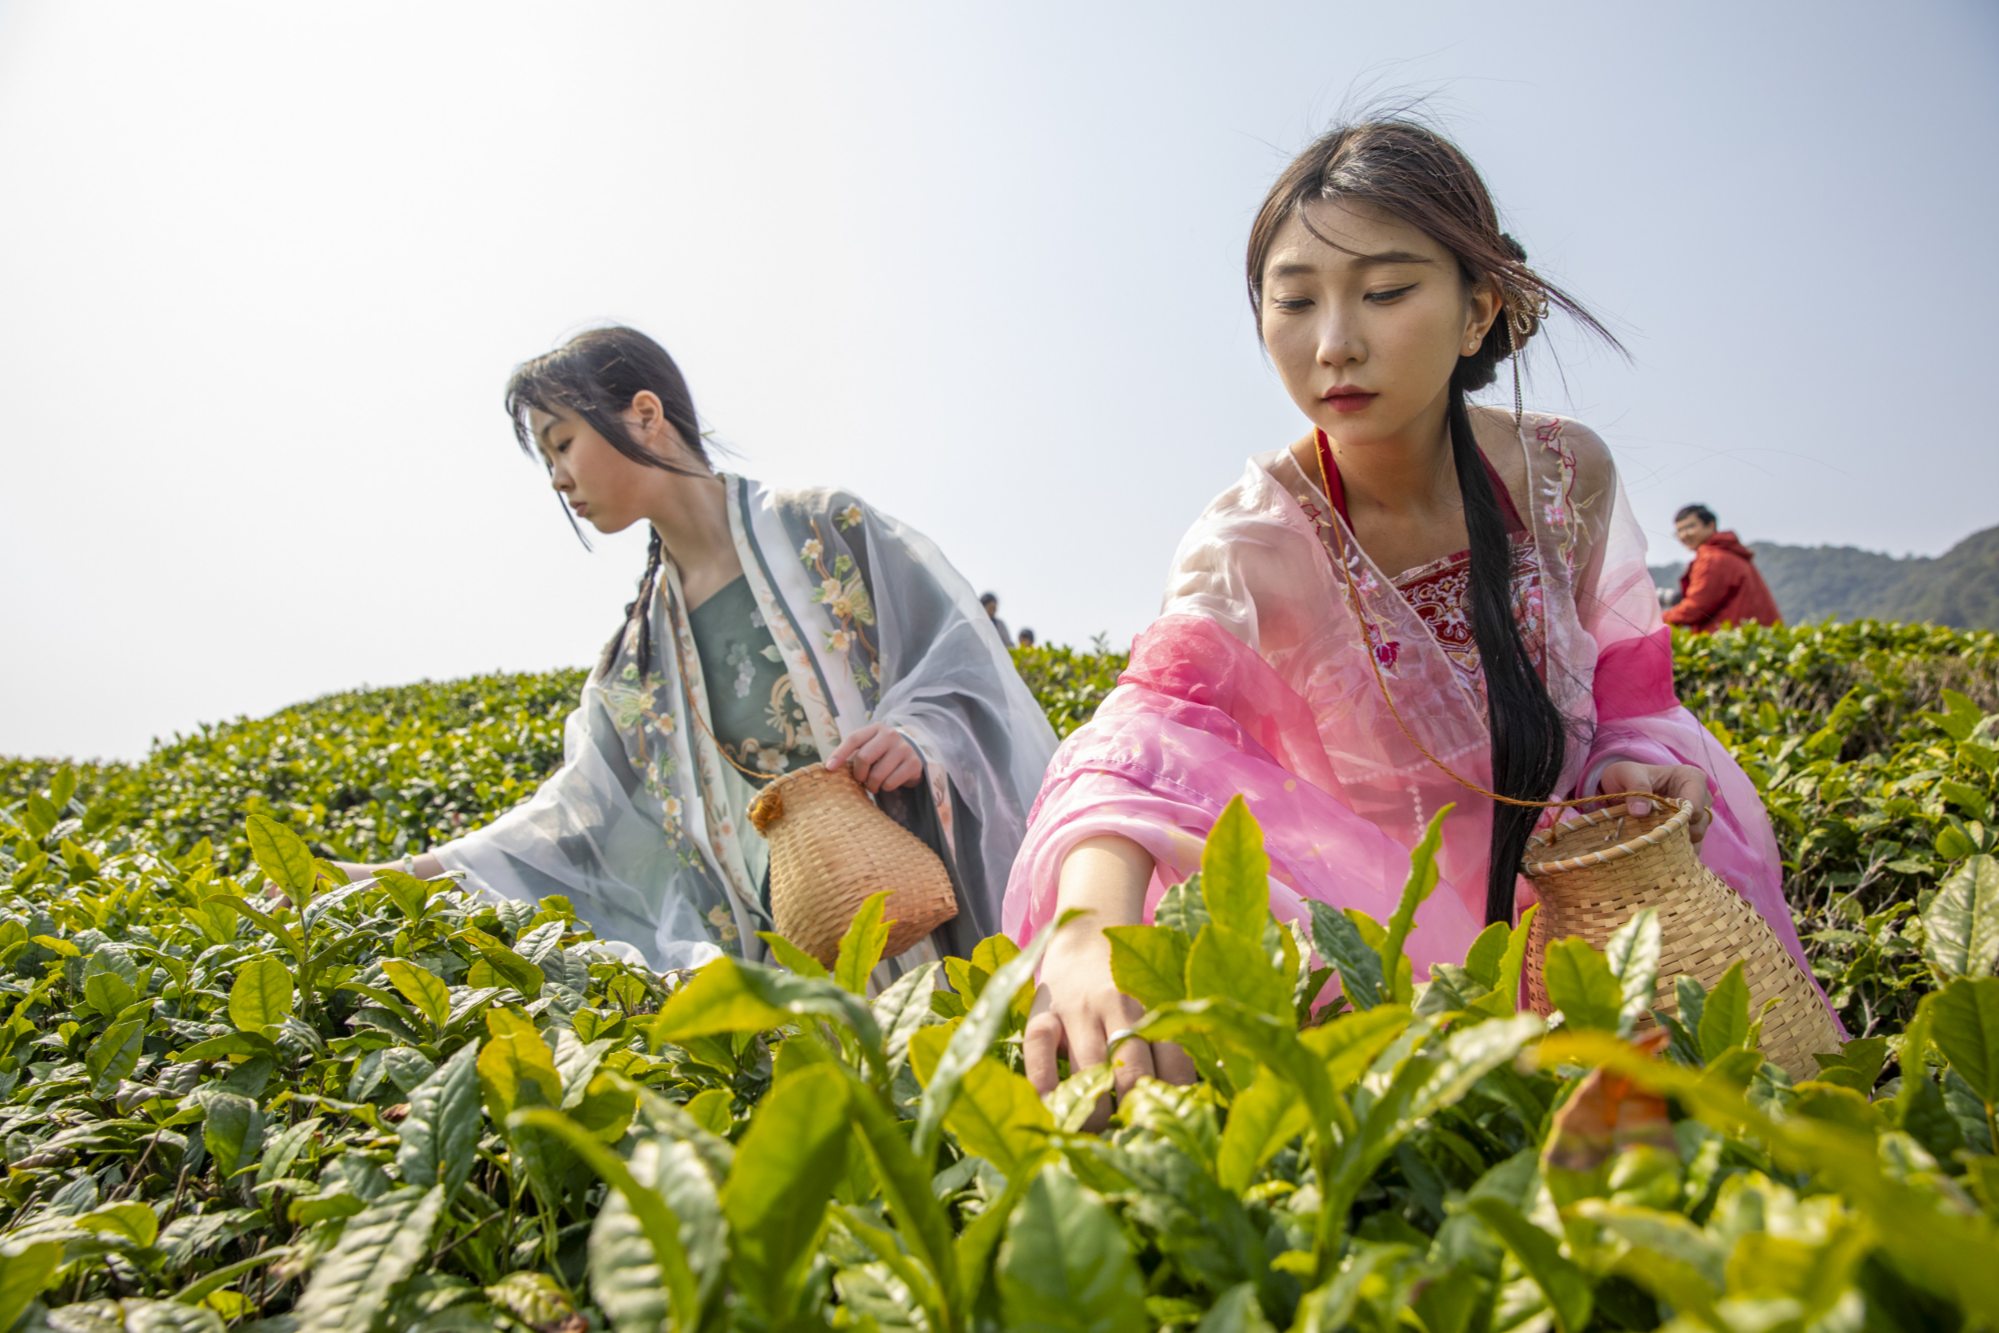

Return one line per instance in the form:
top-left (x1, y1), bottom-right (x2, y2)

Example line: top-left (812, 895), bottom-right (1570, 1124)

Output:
top-left (2, 2), bottom-right (1995, 761)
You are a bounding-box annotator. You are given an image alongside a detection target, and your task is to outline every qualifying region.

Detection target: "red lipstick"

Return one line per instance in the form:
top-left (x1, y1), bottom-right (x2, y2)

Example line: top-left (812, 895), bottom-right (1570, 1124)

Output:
top-left (1322, 385), bottom-right (1377, 414)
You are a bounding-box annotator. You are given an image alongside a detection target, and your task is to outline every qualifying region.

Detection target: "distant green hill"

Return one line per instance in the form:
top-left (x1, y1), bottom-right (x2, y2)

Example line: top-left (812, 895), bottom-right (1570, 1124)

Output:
top-left (1650, 523), bottom-right (1999, 630)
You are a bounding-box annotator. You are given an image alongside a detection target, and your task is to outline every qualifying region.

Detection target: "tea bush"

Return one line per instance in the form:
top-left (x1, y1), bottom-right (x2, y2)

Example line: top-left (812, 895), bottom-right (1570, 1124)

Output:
top-left (0, 782), bottom-right (1993, 1333)
top-left (0, 624), bottom-right (1996, 1330)
top-left (8, 623), bottom-right (1991, 1038)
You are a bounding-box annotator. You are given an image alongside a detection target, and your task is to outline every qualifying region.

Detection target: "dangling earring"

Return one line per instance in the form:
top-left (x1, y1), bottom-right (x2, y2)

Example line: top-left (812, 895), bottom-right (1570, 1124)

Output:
top-left (1505, 289), bottom-right (1550, 433)
top-left (1504, 315), bottom-right (1524, 433)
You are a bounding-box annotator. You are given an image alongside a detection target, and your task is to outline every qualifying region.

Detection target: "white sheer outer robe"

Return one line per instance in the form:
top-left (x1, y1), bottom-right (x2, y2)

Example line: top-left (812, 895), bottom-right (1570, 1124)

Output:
top-left (1003, 410), bottom-right (1830, 1014)
top-left (436, 477), bottom-right (1057, 973)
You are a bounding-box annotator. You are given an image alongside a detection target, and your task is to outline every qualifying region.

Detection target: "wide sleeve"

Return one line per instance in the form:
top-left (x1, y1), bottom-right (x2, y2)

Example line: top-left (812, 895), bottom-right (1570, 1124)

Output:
top-left (817, 493), bottom-right (1060, 949)
top-left (1000, 613), bottom-right (1484, 978)
top-left (430, 674), bottom-right (733, 973)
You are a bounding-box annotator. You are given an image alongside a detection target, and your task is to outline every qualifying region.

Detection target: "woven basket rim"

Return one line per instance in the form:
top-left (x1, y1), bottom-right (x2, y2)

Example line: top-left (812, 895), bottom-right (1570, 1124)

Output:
top-left (1524, 798), bottom-right (1695, 878)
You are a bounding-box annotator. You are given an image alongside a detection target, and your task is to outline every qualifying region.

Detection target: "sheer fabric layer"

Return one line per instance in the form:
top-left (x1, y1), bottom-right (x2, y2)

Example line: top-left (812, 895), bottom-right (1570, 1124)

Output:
top-left (437, 478), bottom-right (1057, 974)
top-left (1002, 410), bottom-right (1823, 1007)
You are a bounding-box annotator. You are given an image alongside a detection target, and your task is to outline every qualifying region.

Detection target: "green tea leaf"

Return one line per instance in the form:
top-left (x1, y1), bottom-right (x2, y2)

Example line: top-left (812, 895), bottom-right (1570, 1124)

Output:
top-left (397, 1042), bottom-right (481, 1201)
top-left (997, 1165), bottom-right (1145, 1333)
top-left (834, 890), bottom-right (892, 995)
top-left (1940, 780), bottom-right (1993, 822)
top-left (943, 1057), bottom-right (1054, 1178)
top-left (74, 1200), bottom-right (160, 1249)
top-left (0, 1243), bottom-right (61, 1332)
top-left (1930, 976), bottom-right (1999, 1108)
top-left (1542, 937), bottom-right (1623, 1033)
top-left (1380, 805), bottom-right (1451, 1003)
top-left (1105, 925), bottom-right (1189, 1011)
top-left (971, 933), bottom-right (1021, 977)
top-left (1575, 1198), bottom-right (1726, 1297)
top-left (845, 1082), bottom-right (963, 1329)
top-left (1924, 854), bottom-right (1999, 982)
top-left (457, 930), bottom-right (544, 1000)
top-left (1699, 961), bottom-right (1752, 1061)
top-left (371, 867), bottom-right (433, 921)
top-left (246, 811), bottom-right (317, 897)
top-left (83, 967), bottom-right (137, 1017)
top-left (1938, 823), bottom-right (1979, 862)
top-left (1216, 1066), bottom-right (1309, 1194)
top-left (1155, 873), bottom-right (1211, 938)
top-left (1463, 920), bottom-right (1510, 990)
top-left (1467, 1197), bottom-right (1593, 1333)
top-left (229, 955), bottom-right (294, 1033)
top-left (756, 930), bottom-right (830, 979)
top-left (1201, 796), bottom-right (1271, 940)
top-left (206, 895), bottom-right (306, 964)
top-left (1188, 923), bottom-right (1292, 1021)
top-left (292, 1185), bottom-right (446, 1333)
top-left (653, 957), bottom-right (883, 1075)
top-left (200, 1090), bottom-right (266, 1182)
top-left (911, 914), bottom-right (1063, 1159)
top-left (478, 1008), bottom-right (563, 1126)
top-left (381, 959), bottom-right (451, 1030)
top-left (109, 1300), bottom-right (227, 1332)
top-left (872, 959), bottom-right (943, 1080)
top-left (523, 1114), bottom-right (702, 1330)
top-left (683, 1087), bottom-right (733, 1138)
top-left (723, 1063), bottom-right (853, 1319)
top-left (1307, 901), bottom-right (1384, 1010)
top-left (1604, 908), bottom-right (1661, 1038)
top-left (86, 1015), bottom-right (147, 1099)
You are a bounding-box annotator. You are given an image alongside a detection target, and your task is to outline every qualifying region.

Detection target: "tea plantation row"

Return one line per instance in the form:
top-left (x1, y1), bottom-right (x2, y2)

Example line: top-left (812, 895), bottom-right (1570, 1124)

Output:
top-left (0, 625), bottom-right (1993, 1332)
top-left (6, 623), bottom-right (1995, 1037)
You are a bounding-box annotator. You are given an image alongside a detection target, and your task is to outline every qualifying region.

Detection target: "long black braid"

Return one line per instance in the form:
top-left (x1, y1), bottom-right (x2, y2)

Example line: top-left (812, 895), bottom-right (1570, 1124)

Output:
top-left (1445, 379), bottom-right (1570, 925)
top-left (601, 527), bottom-right (666, 680)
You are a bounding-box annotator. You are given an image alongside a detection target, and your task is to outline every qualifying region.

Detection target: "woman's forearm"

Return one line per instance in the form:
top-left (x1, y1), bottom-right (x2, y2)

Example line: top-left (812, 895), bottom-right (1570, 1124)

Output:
top-left (337, 853), bottom-right (446, 882)
top-left (1046, 835), bottom-right (1156, 963)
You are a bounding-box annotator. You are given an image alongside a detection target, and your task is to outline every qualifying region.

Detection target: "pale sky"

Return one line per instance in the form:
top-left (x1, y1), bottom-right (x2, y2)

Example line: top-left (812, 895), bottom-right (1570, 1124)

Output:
top-left (3, 2), bottom-right (1995, 761)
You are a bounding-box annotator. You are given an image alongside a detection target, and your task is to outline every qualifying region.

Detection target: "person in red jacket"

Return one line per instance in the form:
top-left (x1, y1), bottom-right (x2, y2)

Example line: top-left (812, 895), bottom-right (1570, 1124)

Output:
top-left (1663, 504), bottom-right (1784, 631)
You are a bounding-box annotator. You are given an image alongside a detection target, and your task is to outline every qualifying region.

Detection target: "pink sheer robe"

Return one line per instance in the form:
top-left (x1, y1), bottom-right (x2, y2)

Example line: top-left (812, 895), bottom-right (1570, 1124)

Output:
top-left (1002, 410), bottom-right (1823, 1003)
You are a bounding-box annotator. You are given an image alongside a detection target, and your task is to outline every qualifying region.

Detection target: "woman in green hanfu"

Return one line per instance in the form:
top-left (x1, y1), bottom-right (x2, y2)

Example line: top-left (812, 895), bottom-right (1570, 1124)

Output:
top-left (345, 327), bottom-right (1055, 975)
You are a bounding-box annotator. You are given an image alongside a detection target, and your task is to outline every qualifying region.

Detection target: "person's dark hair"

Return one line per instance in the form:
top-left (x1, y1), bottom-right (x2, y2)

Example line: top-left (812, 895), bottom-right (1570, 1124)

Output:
top-left (1675, 504), bottom-right (1717, 527)
top-left (504, 326), bottom-right (713, 679)
top-left (979, 592), bottom-right (998, 607)
top-left (1246, 120), bottom-right (1621, 927)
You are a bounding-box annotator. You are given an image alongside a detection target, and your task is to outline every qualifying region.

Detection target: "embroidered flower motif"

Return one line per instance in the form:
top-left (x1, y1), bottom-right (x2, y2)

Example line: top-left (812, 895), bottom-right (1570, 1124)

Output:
top-left (819, 577), bottom-right (843, 601)
top-left (836, 503), bottom-right (864, 530)
top-left (726, 641), bottom-right (755, 699)
top-left (800, 537), bottom-right (824, 562)
top-left (1374, 640), bottom-right (1401, 669)
top-left (828, 628), bottom-right (853, 653)
top-left (706, 903), bottom-right (738, 943)
top-left (601, 683), bottom-right (651, 731)
top-left (662, 796), bottom-right (683, 822)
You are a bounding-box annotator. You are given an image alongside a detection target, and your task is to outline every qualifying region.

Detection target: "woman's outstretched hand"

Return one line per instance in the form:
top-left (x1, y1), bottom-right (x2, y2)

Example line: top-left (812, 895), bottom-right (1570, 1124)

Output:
top-left (824, 722), bottom-right (924, 792)
top-left (1024, 926), bottom-right (1199, 1131)
top-left (1596, 760), bottom-right (1714, 843)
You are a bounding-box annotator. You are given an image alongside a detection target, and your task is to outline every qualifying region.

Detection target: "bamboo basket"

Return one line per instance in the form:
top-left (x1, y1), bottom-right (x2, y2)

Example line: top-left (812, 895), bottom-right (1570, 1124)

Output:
top-left (1520, 798), bottom-right (1841, 1081)
top-left (747, 764), bottom-right (957, 968)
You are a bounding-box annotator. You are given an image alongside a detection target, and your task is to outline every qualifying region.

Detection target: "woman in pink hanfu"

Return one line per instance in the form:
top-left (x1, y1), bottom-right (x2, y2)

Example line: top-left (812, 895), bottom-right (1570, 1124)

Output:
top-left (1010, 120), bottom-right (1830, 1100)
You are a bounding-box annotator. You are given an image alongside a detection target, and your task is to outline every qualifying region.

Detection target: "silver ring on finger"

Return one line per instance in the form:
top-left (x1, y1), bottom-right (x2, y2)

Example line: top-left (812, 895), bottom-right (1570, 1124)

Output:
top-left (1107, 1028), bottom-right (1136, 1047)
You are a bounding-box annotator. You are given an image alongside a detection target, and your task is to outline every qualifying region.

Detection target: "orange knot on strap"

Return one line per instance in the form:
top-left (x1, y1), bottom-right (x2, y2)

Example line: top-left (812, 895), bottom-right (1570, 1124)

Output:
top-left (748, 787), bottom-right (784, 835)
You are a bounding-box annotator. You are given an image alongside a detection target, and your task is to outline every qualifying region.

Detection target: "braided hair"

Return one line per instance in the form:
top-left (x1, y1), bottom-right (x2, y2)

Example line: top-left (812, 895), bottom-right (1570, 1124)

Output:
top-left (1246, 120), bottom-right (1623, 926)
top-left (504, 327), bottom-right (713, 681)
